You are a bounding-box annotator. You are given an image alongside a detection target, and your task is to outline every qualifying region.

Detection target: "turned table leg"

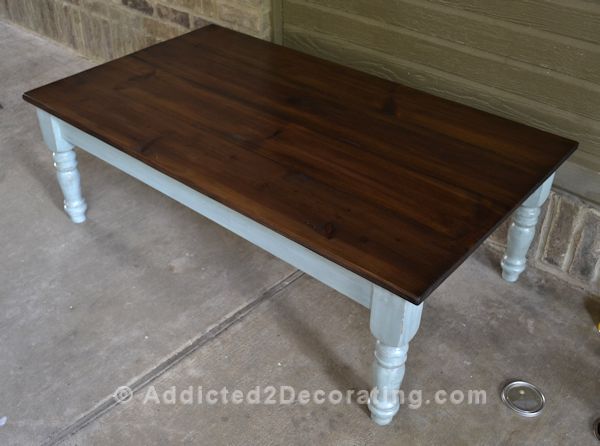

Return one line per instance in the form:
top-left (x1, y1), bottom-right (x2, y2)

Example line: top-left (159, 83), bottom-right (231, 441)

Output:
top-left (368, 286), bottom-right (423, 425)
top-left (36, 109), bottom-right (87, 223)
top-left (501, 174), bottom-right (554, 282)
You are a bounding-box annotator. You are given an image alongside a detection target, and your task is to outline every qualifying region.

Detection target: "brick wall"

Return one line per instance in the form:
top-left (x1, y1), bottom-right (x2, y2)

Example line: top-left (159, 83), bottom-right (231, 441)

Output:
top-left (488, 190), bottom-right (600, 294)
top-left (0, 0), bottom-right (272, 60)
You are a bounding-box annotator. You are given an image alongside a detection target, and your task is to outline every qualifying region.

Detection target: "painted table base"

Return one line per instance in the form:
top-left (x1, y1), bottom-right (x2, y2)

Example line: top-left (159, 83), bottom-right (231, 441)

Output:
top-left (35, 108), bottom-right (549, 425)
top-left (501, 175), bottom-right (554, 283)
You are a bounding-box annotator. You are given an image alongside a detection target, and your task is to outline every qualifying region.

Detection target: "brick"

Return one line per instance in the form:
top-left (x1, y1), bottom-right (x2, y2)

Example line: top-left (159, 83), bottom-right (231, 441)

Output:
top-left (54, 2), bottom-right (85, 52)
top-left (38, 0), bottom-right (60, 41)
top-left (192, 15), bottom-right (211, 29)
top-left (7, 0), bottom-right (30, 28)
top-left (168, 0), bottom-right (215, 16)
top-left (121, 0), bottom-right (153, 16)
top-left (0, 0), bottom-right (8, 18)
top-left (110, 24), bottom-right (154, 57)
top-left (217, 3), bottom-right (261, 32)
top-left (200, 0), bottom-right (216, 18)
top-left (166, 0), bottom-right (201, 10)
top-left (257, 9), bottom-right (270, 35)
top-left (34, 0), bottom-right (54, 33)
top-left (3, 0), bottom-right (15, 21)
top-left (80, 12), bottom-right (112, 60)
top-left (526, 197), bottom-right (551, 260)
top-left (542, 193), bottom-right (578, 268)
top-left (19, 0), bottom-right (40, 34)
top-left (81, 0), bottom-right (109, 17)
top-left (156, 4), bottom-right (190, 28)
top-left (568, 210), bottom-right (600, 283)
top-left (142, 16), bottom-right (185, 40)
top-left (108, 4), bottom-right (142, 26)
top-left (222, 0), bottom-right (269, 11)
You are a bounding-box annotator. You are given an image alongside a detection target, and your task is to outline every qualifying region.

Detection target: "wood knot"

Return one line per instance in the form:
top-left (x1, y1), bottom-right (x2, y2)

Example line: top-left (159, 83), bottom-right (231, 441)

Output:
top-left (322, 222), bottom-right (336, 239)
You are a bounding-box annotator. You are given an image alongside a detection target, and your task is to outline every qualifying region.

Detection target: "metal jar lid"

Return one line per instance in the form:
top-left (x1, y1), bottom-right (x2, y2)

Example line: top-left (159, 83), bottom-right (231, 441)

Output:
top-left (501, 380), bottom-right (545, 417)
top-left (593, 417), bottom-right (600, 441)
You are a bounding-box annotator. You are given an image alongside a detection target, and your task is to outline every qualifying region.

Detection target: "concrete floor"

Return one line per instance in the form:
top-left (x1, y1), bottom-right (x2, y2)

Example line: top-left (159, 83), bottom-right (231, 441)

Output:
top-left (1, 20), bottom-right (599, 446)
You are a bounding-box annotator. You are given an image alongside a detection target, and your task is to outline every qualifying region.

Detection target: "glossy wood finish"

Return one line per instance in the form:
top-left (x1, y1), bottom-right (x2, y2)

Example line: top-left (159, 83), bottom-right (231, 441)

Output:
top-left (23, 25), bottom-right (577, 304)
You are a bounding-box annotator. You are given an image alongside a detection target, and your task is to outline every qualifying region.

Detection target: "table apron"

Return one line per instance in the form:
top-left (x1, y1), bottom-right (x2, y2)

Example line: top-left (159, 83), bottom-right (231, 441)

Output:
top-left (56, 114), bottom-right (379, 308)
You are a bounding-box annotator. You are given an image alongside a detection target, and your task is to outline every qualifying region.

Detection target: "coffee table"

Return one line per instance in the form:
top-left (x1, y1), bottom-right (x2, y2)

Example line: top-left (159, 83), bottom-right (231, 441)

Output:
top-left (23, 25), bottom-right (577, 425)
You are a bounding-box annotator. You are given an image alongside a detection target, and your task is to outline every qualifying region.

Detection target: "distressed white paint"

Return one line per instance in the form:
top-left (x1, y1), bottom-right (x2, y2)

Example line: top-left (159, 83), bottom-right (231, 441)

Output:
top-left (368, 286), bottom-right (423, 425)
top-left (36, 109), bottom-right (87, 223)
top-left (37, 109), bottom-right (428, 425)
top-left (501, 174), bottom-right (554, 282)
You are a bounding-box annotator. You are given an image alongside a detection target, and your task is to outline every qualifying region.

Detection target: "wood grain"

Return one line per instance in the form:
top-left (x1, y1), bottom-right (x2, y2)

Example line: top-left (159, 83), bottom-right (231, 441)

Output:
top-left (23, 25), bottom-right (577, 304)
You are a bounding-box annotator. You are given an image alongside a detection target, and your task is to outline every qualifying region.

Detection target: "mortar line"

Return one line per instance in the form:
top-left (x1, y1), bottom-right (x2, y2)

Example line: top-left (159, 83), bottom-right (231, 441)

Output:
top-left (42, 269), bottom-right (305, 446)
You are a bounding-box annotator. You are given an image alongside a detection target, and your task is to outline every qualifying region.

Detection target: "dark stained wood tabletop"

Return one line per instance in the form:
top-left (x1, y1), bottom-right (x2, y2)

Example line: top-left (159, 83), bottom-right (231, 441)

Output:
top-left (23, 25), bottom-right (577, 305)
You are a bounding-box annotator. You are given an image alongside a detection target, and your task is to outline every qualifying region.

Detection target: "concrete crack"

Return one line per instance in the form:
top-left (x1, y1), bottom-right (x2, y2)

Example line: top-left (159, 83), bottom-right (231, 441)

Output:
top-left (42, 269), bottom-right (304, 446)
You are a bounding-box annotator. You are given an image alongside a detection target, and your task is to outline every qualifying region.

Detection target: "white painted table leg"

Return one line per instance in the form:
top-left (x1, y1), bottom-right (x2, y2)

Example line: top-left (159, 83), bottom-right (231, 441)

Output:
top-left (36, 109), bottom-right (87, 223)
top-left (501, 174), bottom-right (554, 282)
top-left (368, 286), bottom-right (423, 425)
